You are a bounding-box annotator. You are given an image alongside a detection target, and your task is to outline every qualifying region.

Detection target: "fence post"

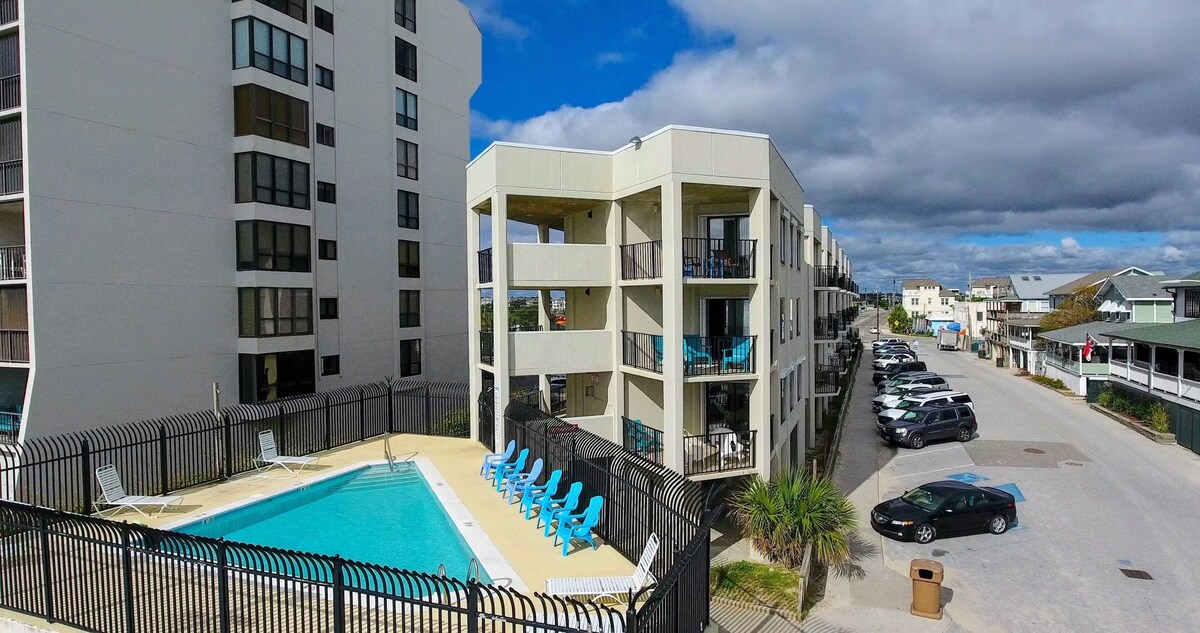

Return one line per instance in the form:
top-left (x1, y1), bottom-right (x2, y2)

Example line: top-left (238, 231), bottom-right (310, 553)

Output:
top-left (332, 555), bottom-right (346, 633)
top-left (387, 382), bottom-right (395, 434)
top-left (324, 396), bottom-right (332, 452)
top-left (121, 527), bottom-right (135, 633)
top-left (79, 438), bottom-right (92, 514)
top-left (222, 412), bottom-right (233, 480)
top-left (276, 404), bottom-right (285, 453)
top-left (358, 388), bottom-right (366, 441)
top-left (466, 579), bottom-right (479, 633)
top-left (158, 425), bottom-right (169, 496)
top-left (424, 386), bottom-right (432, 434)
top-left (217, 540), bottom-right (230, 633)
top-left (38, 513), bottom-right (54, 623)
top-left (625, 602), bottom-right (638, 633)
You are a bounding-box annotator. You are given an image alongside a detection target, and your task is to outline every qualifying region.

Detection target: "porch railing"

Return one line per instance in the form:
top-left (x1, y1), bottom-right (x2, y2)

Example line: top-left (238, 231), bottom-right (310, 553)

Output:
top-left (477, 247), bottom-right (492, 283)
top-left (683, 335), bottom-right (756, 376)
top-left (0, 328), bottom-right (27, 361)
top-left (814, 316), bottom-right (839, 340)
top-left (682, 237), bottom-right (756, 279)
top-left (620, 239), bottom-right (662, 280)
top-left (683, 429), bottom-right (756, 475)
top-left (621, 415), bottom-right (663, 465)
top-left (0, 243), bottom-right (24, 280)
top-left (814, 265), bottom-right (839, 288)
top-left (622, 330), bottom-right (662, 373)
top-left (815, 365), bottom-right (840, 394)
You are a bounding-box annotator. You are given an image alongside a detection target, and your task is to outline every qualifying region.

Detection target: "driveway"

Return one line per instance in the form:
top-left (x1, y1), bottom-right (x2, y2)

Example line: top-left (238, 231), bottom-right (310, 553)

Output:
top-left (811, 312), bottom-right (1200, 632)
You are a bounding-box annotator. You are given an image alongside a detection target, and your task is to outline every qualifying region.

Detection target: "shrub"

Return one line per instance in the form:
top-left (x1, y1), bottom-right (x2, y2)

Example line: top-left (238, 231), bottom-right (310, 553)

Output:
top-left (1031, 375), bottom-right (1067, 390)
top-left (1097, 386), bottom-right (1115, 408)
top-left (430, 408), bottom-right (470, 437)
top-left (1148, 403), bottom-right (1172, 434)
top-left (1097, 386), bottom-right (1172, 433)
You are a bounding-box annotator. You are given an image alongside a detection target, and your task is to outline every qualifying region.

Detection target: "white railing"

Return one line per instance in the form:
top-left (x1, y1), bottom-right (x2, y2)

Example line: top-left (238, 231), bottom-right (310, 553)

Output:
top-left (1181, 377), bottom-right (1200, 403)
top-left (0, 244), bottom-right (24, 280)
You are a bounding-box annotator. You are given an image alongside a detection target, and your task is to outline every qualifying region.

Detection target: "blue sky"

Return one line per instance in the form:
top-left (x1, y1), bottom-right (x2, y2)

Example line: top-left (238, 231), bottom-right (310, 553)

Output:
top-left (466, 1), bottom-right (1200, 292)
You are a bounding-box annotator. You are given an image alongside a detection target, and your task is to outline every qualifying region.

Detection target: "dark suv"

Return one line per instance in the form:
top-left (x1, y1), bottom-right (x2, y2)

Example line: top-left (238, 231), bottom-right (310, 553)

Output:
top-left (872, 360), bottom-right (928, 385)
top-left (877, 403), bottom-right (977, 449)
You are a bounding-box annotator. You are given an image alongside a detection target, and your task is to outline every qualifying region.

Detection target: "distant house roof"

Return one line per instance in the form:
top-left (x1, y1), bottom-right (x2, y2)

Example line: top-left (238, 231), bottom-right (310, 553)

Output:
top-left (903, 278), bottom-right (942, 289)
top-left (1160, 270), bottom-right (1200, 289)
top-left (1007, 317), bottom-right (1042, 327)
top-left (1040, 320), bottom-right (1146, 346)
top-left (939, 289), bottom-right (957, 298)
top-left (1100, 275), bottom-right (1172, 301)
top-left (970, 276), bottom-right (1010, 288)
top-left (1045, 269), bottom-right (1123, 297)
top-left (1009, 273), bottom-right (1089, 300)
top-left (1106, 319), bottom-right (1200, 349)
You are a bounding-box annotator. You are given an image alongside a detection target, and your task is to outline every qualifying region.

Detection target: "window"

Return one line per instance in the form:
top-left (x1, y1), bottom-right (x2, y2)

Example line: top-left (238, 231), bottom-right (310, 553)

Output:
top-left (400, 339), bottom-right (422, 376)
top-left (1111, 344), bottom-right (1129, 363)
top-left (397, 139), bottom-right (418, 179)
top-left (399, 290), bottom-right (420, 327)
top-left (239, 0), bottom-right (306, 22)
top-left (779, 378), bottom-right (786, 416)
top-left (238, 287), bottom-right (313, 337)
top-left (316, 123), bottom-right (335, 147)
top-left (233, 17), bottom-right (308, 84)
top-left (314, 6), bottom-right (333, 33)
top-left (317, 181), bottom-right (336, 203)
top-left (1134, 342), bottom-right (1152, 365)
top-left (395, 0), bottom-right (415, 31)
top-left (395, 88), bottom-right (418, 130)
top-left (780, 217), bottom-right (786, 264)
top-left (236, 220), bottom-right (311, 272)
top-left (397, 239), bottom-right (420, 277)
top-left (977, 311), bottom-right (984, 321)
top-left (319, 297), bottom-right (338, 319)
top-left (1184, 350), bottom-right (1200, 381)
top-left (315, 65), bottom-right (334, 89)
top-left (318, 239), bottom-right (337, 260)
top-left (239, 350), bottom-right (315, 403)
top-left (233, 84), bottom-right (308, 146)
top-left (397, 189), bottom-right (419, 228)
top-left (1185, 289), bottom-right (1200, 319)
top-left (235, 152), bottom-right (310, 209)
top-left (779, 298), bottom-right (785, 344)
top-left (911, 298), bottom-right (918, 306)
top-left (941, 297), bottom-right (950, 305)
top-left (1154, 346), bottom-right (1179, 376)
top-left (321, 354), bottom-right (340, 376)
top-left (794, 230), bottom-right (800, 268)
top-left (789, 298), bottom-right (795, 338)
top-left (395, 37), bottom-right (417, 81)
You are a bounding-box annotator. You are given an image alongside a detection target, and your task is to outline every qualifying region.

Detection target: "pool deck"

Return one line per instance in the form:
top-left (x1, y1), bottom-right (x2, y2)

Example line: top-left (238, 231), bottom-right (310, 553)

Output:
top-left (128, 434), bottom-right (634, 595)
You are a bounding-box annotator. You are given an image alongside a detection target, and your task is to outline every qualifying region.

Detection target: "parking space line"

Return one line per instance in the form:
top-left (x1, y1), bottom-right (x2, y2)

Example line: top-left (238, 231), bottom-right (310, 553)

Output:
top-left (890, 463), bottom-right (976, 478)
top-left (892, 446), bottom-right (962, 459)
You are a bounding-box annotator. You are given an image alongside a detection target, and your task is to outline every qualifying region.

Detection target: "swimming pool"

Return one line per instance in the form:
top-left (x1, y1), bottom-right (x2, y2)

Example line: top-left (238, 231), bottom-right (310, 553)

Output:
top-left (174, 462), bottom-right (491, 583)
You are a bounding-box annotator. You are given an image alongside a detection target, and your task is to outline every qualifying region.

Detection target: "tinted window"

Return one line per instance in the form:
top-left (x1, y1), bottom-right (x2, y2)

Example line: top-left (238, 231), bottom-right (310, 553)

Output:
top-left (957, 406), bottom-right (973, 418)
top-left (939, 409), bottom-right (959, 421)
top-left (901, 411), bottom-right (921, 421)
top-left (951, 395), bottom-right (970, 403)
top-left (901, 487), bottom-right (948, 511)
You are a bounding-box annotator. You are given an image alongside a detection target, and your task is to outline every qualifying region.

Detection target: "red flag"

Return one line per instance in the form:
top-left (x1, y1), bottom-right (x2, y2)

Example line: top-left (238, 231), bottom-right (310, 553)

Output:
top-left (1081, 332), bottom-right (1094, 362)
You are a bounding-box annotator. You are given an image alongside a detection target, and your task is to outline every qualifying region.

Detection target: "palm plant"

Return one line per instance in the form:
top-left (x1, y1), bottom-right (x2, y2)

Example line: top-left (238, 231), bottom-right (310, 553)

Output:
top-left (730, 469), bottom-right (858, 613)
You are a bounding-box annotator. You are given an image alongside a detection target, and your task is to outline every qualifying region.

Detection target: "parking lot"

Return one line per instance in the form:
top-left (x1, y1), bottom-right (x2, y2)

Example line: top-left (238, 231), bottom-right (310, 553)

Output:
top-left (816, 311), bottom-right (1200, 633)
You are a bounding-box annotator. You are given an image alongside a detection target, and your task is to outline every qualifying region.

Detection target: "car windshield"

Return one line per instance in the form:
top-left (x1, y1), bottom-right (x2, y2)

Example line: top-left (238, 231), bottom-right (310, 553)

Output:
top-left (900, 410), bottom-right (922, 421)
top-left (901, 487), bottom-right (948, 512)
top-left (883, 387), bottom-right (902, 395)
top-left (897, 400), bottom-right (915, 409)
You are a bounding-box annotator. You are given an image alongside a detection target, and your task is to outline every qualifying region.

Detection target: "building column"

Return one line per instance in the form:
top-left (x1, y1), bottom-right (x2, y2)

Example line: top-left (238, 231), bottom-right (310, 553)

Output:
top-left (748, 186), bottom-right (771, 479)
top-left (491, 193), bottom-right (511, 449)
top-left (467, 205), bottom-right (483, 441)
top-left (660, 180), bottom-right (685, 472)
top-left (605, 200), bottom-right (623, 439)
top-left (536, 223), bottom-right (552, 406)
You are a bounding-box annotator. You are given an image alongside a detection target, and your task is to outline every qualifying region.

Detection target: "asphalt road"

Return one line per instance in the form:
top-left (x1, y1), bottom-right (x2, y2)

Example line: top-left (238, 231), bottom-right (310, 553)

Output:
top-left (822, 309), bottom-right (1200, 632)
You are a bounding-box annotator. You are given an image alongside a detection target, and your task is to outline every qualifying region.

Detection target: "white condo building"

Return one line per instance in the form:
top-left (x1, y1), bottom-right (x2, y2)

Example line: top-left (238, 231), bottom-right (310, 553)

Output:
top-left (0, 0), bottom-right (480, 442)
top-left (466, 126), bottom-right (858, 480)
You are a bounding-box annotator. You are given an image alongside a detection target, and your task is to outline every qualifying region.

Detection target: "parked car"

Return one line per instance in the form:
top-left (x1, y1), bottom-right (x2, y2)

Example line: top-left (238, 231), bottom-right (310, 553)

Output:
top-left (880, 375), bottom-right (950, 396)
top-left (549, 375), bottom-right (567, 388)
top-left (872, 385), bottom-right (954, 411)
top-left (876, 372), bottom-right (942, 394)
top-left (871, 480), bottom-right (1017, 544)
top-left (873, 346), bottom-right (913, 359)
top-left (877, 392), bottom-right (974, 422)
top-left (872, 354), bottom-right (917, 370)
top-left (877, 403), bottom-right (976, 449)
top-left (873, 341), bottom-right (911, 354)
top-left (871, 337), bottom-right (904, 349)
top-left (872, 361), bottom-right (929, 385)
top-left (868, 327), bottom-right (879, 334)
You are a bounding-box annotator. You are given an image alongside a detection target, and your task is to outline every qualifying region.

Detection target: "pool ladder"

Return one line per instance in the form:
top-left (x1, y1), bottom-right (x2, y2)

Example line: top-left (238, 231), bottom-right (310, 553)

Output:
top-left (384, 435), bottom-right (397, 472)
top-left (438, 557), bottom-right (481, 583)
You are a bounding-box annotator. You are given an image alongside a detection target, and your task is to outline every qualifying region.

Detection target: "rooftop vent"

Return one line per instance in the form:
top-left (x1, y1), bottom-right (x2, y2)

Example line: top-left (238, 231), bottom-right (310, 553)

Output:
top-left (1021, 276), bottom-right (1030, 281)
top-left (1033, 276), bottom-right (1042, 281)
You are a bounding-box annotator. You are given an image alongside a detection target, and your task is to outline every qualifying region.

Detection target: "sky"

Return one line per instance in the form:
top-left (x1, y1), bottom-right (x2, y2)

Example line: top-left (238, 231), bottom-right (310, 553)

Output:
top-left (464, 0), bottom-right (1200, 292)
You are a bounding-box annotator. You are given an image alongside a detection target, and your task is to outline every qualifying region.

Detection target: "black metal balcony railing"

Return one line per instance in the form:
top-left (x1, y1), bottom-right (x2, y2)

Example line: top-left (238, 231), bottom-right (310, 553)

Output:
top-left (683, 335), bottom-right (756, 376)
top-left (682, 237), bottom-right (756, 279)
top-left (814, 316), bottom-right (839, 340)
top-left (479, 330), bottom-right (494, 365)
top-left (477, 248), bottom-right (492, 284)
top-left (814, 265), bottom-right (839, 288)
top-left (0, 410), bottom-right (16, 444)
top-left (549, 384), bottom-right (566, 414)
top-left (0, 244), bottom-right (23, 280)
top-left (815, 365), bottom-right (840, 394)
top-left (621, 416), bottom-right (663, 465)
top-left (0, 159), bottom-right (20, 195)
top-left (620, 240), bottom-right (662, 280)
top-left (622, 331), bottom-right (662, 373)
top-left (0, 328), bottom-right (27, 362)
top-left (0, 0), bottom-right (16, 26)
top-left (683, 430), bottom-right (757, 475)
top-left (0, 74), bottom-right (18, 111)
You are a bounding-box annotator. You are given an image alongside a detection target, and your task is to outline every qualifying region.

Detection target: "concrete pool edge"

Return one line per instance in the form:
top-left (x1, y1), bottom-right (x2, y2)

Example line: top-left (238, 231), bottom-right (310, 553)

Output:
top-left (159, 458), bottom-right (527, 593)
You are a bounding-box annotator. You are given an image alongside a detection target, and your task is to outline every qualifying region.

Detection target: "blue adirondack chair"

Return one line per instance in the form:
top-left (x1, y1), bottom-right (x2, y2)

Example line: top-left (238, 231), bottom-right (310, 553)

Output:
top-left (520, 469), bottom-right (563, 519)
top-left (539, 481), bottom-right (583, 535)
top-left (628, 418), bottom-right (657, 454)
top-left (502, 458), bottom-right (543, 503)
top-left (683, 336), bottom-right (713, 368)
top-left (722, 336), bottom-right (752, 371)
top-left (480, 440), bottom-right (516, 479)
top-left (554, 496), bottom-right (605, 555)
top-left (652, 335), bottom-right (664, 364)
top-left (494, 448), bottom-right (529, 492)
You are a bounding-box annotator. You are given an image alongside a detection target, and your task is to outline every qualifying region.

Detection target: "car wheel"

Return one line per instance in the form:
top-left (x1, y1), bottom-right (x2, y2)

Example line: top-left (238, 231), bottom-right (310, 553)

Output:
top-left (988, 514), bottom-right (1009, 535)
top-left (913, 524), bottom-right (936, 544)
top-left (957, 426), bottom-right (973, 442)
top-left (908, 433), bottom-right (925, 449)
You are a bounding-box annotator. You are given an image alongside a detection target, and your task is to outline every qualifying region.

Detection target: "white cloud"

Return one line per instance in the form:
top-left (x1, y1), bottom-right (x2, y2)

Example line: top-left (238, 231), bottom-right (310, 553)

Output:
top-left (462, 0), bottom-right (528, 40)
top-left (596, 51), bottom-right (627, 67)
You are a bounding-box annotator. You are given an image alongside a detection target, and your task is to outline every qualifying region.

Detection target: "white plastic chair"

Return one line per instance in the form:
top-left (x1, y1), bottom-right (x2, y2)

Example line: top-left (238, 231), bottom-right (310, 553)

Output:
top-left (254, 430), bottom-right (318, 475)
top-left (545, 533), bottom-right (659, 601)
top-left (94, 464), bottom-right (182, 518)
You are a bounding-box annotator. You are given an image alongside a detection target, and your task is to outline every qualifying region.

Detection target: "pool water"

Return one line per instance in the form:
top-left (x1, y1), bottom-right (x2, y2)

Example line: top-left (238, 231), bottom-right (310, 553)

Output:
top-left (175, 463), bottom-right (489, 583)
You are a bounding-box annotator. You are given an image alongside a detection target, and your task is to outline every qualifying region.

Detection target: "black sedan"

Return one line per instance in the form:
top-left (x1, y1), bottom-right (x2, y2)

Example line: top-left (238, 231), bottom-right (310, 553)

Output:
top-left (870, 481), bottom-right (1017, 544)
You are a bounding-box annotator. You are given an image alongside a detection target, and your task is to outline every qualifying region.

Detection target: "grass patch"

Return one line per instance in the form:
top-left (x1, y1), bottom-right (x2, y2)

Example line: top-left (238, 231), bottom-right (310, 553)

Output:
top-left (710, 561), bottom-right (800, 612)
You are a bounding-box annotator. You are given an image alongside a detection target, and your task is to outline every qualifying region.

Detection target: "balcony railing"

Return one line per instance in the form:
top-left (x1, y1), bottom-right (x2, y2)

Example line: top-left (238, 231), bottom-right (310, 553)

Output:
top-left (0, 159), bottom-right (19, 195)
top-left (0, 328), bottom-right (27, 362)
top-left (622, 330), bottom-right (662, 373)
top-left (0, 244), bottom-right (22, 280)
top-left (684, 430), bottom-right (756, 476)
top-left (621, 416), bottom-right (663, 465)
top-left (815, 365), bottom-right (840, 394)
top-left (682, 237), bottom-right (755, 279)
top-left (477, 248), bottom-right (492, 284)
top-left (0, 410), bottom-right (16, 444)
top-left (814, 316), bottom-right (839, 340)
top-left (0, 0), bottom-right (15, 26)
top-left (549, 384), bottom-right (566, 414)
top-left (620, 240), bottom-right (662, 280)
top-left (814, 265), bottom-right (839, 288)
top-left (479, 330), bottom-right (494, 365)
top-left (0, 74), bottom-right (18, 111)
top-left (683, 335), bottom-right (756, 376)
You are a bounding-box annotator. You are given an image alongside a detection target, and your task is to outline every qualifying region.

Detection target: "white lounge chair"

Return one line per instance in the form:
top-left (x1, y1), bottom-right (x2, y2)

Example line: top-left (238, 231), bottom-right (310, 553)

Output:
top-left (720, 434), bottom-right (750, 466)
top-left (545, 533), bottom-right (659, 601)
top-left (94, 464), bottom-right (182, 518)
top-left (254, 429), bottom-right (318, 475)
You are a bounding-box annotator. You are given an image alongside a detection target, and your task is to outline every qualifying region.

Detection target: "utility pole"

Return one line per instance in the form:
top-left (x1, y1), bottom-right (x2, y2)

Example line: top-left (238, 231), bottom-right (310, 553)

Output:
top-left (875, 287), bottom-right (881, 341)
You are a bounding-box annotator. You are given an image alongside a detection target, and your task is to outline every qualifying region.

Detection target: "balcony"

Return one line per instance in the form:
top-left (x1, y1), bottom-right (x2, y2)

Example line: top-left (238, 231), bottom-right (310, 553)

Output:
top-left (683, 335), bottom-right (756, 377)
top-left (0, 0), bottom-right (15, 26)
top-left (622, 330), bottom-right (662, 373)
top-left (477, 248), bottom-right (492, 284)
top-left (621, 416), bottom-right (663, 465)
top-left (508, 243), bottom-right (610, 287)
top-left (620, 240), bottom-right (662, 280)
top-left (479, 330), bottom-right (494, 365)
top-left (683, 430), bottom-right (757, 476)
top-left (509, 329), bottom-right (612, 374)
top-left (1112, 360), bottom-right (1200, 404)
top-left (813, 265), bottom-right (839, 289)
top-left (0, 328), bottom-right (27, 362)
top-left (0, 410), bottom-right (16, 444)
top-left (814, 365), bottom-right (840, 395)
top-left (814, 316), bottom-right (839, 340)
top-left (0, 159), bottom-right (19, 196)
top-left (682, 237), bottom-right (755, 280)
top-left (0, 73), bottom-right (17, 111)
top-left (0, 244), bottom-right (23, 280)
top-left (1044, 352), bottom-right (1109, 376)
